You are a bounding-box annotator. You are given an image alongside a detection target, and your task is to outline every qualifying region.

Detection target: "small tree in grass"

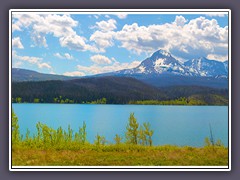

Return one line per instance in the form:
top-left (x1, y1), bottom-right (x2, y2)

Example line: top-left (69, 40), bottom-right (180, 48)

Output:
top-left (12, 110), bottom-right (20, 144)
top-left (80, 121), bottom-right (87, 144)
top-left (143, 122), bottom-right (154, 146)
top-left (138, 126), bottom-right (147, 145)
top-left (114, 134), bottom-right (122, 145)
top-left (94, 134), bottom-right (106, 146)
top-left (126, 113), bottom-right (139, 145)
top-left (204, 137), bottom-right (211, 147)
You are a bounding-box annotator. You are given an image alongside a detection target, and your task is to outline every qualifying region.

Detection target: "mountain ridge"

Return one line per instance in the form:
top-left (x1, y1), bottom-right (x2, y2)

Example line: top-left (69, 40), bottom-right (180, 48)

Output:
top-left (113, 49), bottom-right (228, 78)
top-left (12, 76), bottom-right (228, 105)
top-left (12, 49), bottom-right (229, 88)
top-left (12, 68), bottom-right (76, 82)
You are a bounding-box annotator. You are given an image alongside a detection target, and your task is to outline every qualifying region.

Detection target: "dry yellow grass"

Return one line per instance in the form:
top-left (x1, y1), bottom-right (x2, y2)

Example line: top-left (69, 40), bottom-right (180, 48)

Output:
top-left (12, 145), bottom-right (228, 166)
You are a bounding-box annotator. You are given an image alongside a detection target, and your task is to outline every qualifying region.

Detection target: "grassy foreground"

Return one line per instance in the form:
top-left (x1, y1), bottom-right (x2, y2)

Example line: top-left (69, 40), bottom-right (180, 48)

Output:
top-left (12, 145), bottom-right (228, 166)
top-left (11, 110), bottom-right (228, 166)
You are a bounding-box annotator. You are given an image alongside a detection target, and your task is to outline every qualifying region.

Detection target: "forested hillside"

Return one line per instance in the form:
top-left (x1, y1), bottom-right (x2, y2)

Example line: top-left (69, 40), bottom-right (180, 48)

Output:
top-left (12, 76), bottom-right (228, 105)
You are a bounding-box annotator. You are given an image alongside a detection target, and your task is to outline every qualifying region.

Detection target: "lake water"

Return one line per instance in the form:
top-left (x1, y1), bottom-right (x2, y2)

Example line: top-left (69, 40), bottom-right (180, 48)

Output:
top-left (12, 104), bottom-right (228, 147)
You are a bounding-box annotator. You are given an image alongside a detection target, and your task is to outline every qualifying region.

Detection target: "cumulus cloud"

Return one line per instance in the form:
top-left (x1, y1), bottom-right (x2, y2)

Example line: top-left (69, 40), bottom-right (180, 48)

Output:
top-left (77, 60), bottom-right (141, 75)
top-left (59, 34), bottom-right (99, 52)
top-left (38, 62), bottom-right (52, 69)
top-left (12, 13), bottom-right (99, 52)
top-left (54, 52), bottom-right (74, 60)
top-left (106, 16), bottom-right (228, 60)
top-left (31, 33), bottom-right (48, 47)
top-left (90, 15), bottom-right (228, 61)
top-left (174, 15), bottom-right (188, 27)
top-left (64, 53), bottom-right (73, 60)
top-left (12, 13), bottom-right (228, 61)
top-left (90, 54), bottom-right (112, 64)
top-left (63, 71), bottom-right (85, 76)
top-left (90, 30), bottom-right (115, 51)
top-left (12, 51), bottom-right (52, 69)
top-left (12, 14), bottom-right (42, 32)
top-left (207, 54), bottom-right (228, 62)
top-left (12, 37), bottom-right (24, 49)
top-left (95, 19), bottom-right (117, 32)
top-left (115, 14), bottom-right (128, 19)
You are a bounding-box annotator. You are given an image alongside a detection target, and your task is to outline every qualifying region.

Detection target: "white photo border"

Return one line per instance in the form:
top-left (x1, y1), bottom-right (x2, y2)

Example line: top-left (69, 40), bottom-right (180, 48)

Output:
top-left (9, 9), bottom-right (231, 171)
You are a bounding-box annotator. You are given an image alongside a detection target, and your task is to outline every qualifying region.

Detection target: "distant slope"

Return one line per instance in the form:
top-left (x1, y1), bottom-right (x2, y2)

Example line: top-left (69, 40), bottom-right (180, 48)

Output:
top-left (12, 68), bottom-right (76, 81)
top-left (99, 49), bottom-right (228, 88)
top-left (12, 76), bottom-right (167, 104)
top-left (162, 85), bottom-right (228, 99)
top-left (137, 74), bottom-right (228, 88)
top-left (12, 76), bottom-right (228, 105)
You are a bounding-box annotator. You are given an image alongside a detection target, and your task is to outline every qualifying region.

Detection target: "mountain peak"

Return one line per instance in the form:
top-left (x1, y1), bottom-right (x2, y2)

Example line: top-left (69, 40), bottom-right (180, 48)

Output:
top-left (150, 49), bottom-right (171, 59)
top-left (199, 57), bottom-right (207, 61)
top-left (112, 49), bottom-right (228, 78)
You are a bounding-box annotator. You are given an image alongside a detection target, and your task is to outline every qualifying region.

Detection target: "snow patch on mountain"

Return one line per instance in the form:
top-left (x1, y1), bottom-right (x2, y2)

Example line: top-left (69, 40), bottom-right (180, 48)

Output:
top-left (115, 49), bottom-right (228, 78)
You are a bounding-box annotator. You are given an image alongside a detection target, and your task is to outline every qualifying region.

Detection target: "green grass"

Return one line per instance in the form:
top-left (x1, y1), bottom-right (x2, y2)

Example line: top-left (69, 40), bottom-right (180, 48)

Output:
top-left (12, 145), bottom-right (228, 166)
top-left (11, 110), bottom-right (228, 166)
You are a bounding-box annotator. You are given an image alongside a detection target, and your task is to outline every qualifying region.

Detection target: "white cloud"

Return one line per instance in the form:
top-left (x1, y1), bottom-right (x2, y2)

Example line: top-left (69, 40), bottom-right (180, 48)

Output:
top-left (115, 14), bottom-right (128, 19)
top-left (59, 34), bottom-right (99, 52)
top-left (207, 54), bottom-right (228, 62)
top-left (31, 33), bottom-right (48, 47)
top-left (63, 71), bottom-right (85, 76)
top-left (77, 60), bottom-right (141, 75)
top-left (112, 16), bottom-right (228, 60)
top-left (90, 54), bottom-right (112, 65)
top-left (38, 62), bottom-right (52, 69)
top-left (90, 30), bottom-right (115, 51)
top-left (12, 51), bottom-right (52, 69)
top-left (12, 14), bottom-right (42, 32)
top-left (174, 15), bottom-right (187, 27)
top-left (12, 14), bottom-right (98, 52)
top-left (95, 19), bottom-right (117, 32)
top-left (12, 37), bottom-right (24, 49)
top-left (13, 51), bottom-right (42, 64)
top-left (54, 52), bottom-right (74, 60)
top-left (12, 23), bottom-right (22, 31)
top-left (12, 61), bottom-right (23, 68)
top-left (89, 15), bottom-right (228, 61)
top-left (206, 14), bottom-right (226, 17)
top-left (64, 53), bottom-right (73, 60)
top-left (12, 14), bottom-right (228, 61)
top-left (94, 15), bottom-right (99, 19)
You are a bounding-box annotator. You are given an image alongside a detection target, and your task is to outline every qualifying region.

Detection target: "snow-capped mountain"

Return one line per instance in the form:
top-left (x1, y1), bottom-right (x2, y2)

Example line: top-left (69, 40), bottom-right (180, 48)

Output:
top-left (117, 49), bottom-right (191, 76)
top-left (116, 49), bottom-right (228, 78)
top-left (184, 57), bottom-right (228, 77)
top-left (223, 60), bottom-right (228, 72)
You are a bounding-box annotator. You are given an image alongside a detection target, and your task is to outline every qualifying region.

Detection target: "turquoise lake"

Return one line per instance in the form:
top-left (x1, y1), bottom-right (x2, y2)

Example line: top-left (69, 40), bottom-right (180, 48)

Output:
top-left (12, 104), bottom-right (228, 147)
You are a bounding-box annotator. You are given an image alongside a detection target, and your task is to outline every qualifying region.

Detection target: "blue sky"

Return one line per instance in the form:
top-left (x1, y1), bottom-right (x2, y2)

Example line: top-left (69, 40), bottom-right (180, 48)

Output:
top-left (11, 11), bottom-right (229, 76)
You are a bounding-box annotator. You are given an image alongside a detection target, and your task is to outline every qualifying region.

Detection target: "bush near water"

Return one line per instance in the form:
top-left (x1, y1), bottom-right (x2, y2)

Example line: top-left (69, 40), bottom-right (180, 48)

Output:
top-left (12, 110), bottom-right (228, 166)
